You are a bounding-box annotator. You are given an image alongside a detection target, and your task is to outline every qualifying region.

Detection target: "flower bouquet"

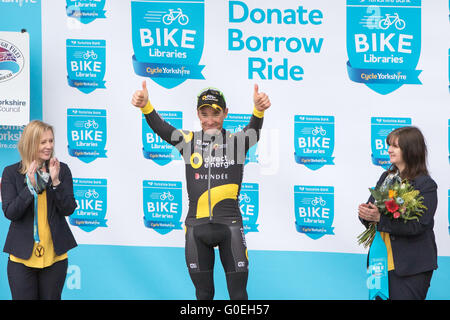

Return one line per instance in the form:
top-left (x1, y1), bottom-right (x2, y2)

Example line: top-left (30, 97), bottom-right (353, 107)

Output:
top-left (358, 179), bottom-right (427, 248)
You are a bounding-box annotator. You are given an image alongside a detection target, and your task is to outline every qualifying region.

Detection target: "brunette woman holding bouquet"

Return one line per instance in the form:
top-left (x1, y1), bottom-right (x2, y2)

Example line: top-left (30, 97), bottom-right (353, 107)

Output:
top-left (358, 126), bottom-right (438, 300)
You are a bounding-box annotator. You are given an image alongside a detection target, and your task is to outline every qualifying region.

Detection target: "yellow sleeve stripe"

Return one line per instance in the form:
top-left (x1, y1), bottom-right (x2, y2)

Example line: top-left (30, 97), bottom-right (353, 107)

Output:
top-left (141, 101), bottom-right (154, 115)
top-left (253, 106), bottom-right (265, 118)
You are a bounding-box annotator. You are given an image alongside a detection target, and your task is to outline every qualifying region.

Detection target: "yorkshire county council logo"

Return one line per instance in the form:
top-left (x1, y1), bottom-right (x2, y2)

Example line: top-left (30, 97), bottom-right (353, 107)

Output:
top-left (294, 185), bottom-right (335, 240)
top-left (66, 0), bottom-right (107, 24)
top-left (67, 108), bottom-right (107, 164)
top-left (71, 178), bottom-right (108, 232)
top-left (223, 114), bottom-right (258, 164)
top-left (143, 180), bottom-right (183, 235)
top-left (346, 0), bottom-right (422, 95)
top-left (0, 39), bottom-right (24, 83)
top-left (66, 39), bottom-right (106, 94)
top-left (294, 115), bottom-right (335, 171)
top-left (371, 117), bottom-right (411, 169)
top-left (142, 111), bottom-right (182, 166)
top-left (131, 0), bottom-right (205, 89)
top-left (239, 183), bottom-right (259, 234)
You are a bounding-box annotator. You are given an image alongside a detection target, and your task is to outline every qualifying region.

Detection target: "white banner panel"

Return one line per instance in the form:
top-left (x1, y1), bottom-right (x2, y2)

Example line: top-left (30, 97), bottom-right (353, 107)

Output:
top-left (41, 0), bottom-right (450, 257)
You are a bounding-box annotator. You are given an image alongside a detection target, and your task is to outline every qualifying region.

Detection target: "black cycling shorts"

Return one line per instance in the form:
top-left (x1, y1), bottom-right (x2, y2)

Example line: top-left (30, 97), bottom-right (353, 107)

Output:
top-left (185, 221), bottom-right (248, 274)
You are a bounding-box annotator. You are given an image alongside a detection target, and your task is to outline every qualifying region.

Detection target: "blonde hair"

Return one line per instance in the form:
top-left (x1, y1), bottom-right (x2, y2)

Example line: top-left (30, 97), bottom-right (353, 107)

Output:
top-left (17, 120), bottom-right (55, 174)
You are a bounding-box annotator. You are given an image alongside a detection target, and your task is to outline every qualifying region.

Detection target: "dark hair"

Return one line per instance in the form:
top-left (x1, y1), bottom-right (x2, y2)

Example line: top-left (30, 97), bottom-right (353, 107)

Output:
top-left (386, 126), bottom-right (428, 180)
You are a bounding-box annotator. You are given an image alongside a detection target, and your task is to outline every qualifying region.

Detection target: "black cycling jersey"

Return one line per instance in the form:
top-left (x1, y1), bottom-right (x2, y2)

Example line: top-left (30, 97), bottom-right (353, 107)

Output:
top-left (141, 102), bottom-right (264, 226)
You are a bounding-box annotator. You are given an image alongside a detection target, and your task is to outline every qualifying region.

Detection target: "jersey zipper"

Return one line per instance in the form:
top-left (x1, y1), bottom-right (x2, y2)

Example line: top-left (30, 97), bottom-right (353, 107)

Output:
top-left (208, 141), bottom-right (213, 222)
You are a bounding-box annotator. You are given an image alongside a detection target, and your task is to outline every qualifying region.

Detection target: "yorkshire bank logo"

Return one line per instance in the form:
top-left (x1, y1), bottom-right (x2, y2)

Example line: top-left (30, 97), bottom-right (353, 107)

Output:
top-left (131, 0), bottom-right (205, 89)
top-left (0, 39), bottom-right (24, 83)
top-left (346, 0), bottom-right (422, 95)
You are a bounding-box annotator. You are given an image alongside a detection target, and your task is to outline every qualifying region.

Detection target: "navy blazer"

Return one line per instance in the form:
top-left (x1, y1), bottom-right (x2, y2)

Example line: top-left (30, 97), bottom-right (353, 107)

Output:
top-left (360, 171), bottom-right (438, 277)
top-left (1, 161), bottom-right (77, 260)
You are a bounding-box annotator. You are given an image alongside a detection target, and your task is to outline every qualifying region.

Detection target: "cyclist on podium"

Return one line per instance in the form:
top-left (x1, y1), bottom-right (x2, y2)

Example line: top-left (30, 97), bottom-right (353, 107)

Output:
top-left (131, 82), bottom-right (271, 300)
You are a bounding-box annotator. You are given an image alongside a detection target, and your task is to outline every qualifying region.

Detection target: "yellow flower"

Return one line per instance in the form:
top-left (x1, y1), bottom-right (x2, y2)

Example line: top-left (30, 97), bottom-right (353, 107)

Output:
top-left (389, 189), bottom-right (397, 198)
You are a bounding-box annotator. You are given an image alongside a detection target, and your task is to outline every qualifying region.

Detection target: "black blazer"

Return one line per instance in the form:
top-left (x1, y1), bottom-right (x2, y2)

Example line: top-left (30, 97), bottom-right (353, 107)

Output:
top-left (1, 161), bottom-right (77, 260)
top-left (360, 171), bottom-right (438, 277)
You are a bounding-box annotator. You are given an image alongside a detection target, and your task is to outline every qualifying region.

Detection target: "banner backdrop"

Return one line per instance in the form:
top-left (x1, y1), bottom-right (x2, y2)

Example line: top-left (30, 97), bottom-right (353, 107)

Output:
top-left (1, 0), bottom-right (450, 300)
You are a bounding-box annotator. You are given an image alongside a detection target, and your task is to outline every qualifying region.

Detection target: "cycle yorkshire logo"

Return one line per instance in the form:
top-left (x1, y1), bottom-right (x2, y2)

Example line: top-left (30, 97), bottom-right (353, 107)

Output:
top-left (67, 108), bottom-right (107, 164)
top-left (294, 185), bottom-right (335, 240)
top-left (66, 39), bottom-right (106, 94)
top-left (143, 180), bottom-right (183, 235)
top-left (131, 0), bottom-right (205, 89)
top-left (0, 39), bottom-right (24, 83)
top-left (294, 115), bottom-right (335, 171)
top-left (66, 0), bottom-right (107, 24)
top-left (346, 0), bottom-right (422, 95)
top-left (142, 111), bottom-right (182, 166)
top-left (71, 178), bottom-right (108, 232)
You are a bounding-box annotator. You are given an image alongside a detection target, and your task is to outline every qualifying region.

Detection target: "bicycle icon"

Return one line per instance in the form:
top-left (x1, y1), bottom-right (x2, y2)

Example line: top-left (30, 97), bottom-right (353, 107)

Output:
top-left (239, 193), bottom-right (251, 203)
top-left (378, 13), bottom-right (405, 30)
top-left (160, 192), bottom-right (174, 201)
top-left (85, 189), bottom-right (99, 199)
top-left (83, 50), bottom-right (98, 60)
top-left (311, 196), bottom-right (326, 206)
top-left (162, 8), bottom-right (189, 25)
top-left (311, 126), bottom-right (326, 136)
top-left (84, 120), bottom-right (99, 129)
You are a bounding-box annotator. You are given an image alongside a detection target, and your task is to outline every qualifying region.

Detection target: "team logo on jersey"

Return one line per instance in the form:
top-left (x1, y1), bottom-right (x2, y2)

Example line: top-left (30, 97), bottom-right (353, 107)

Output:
top-left (371, 117), bottom-right (411, 169)
top-left (142, 111), bottom-right (182, 165)
top-left (131, 0), bottom-right (205, 89)
top-left (346, 0), bottom-right (422, 95)
top-left (239, 183), bottom-right (259, 234)
top-left (143, 180), bottom-right (183, 235)
top-left (66, 39), bottom-right (106, 94)
top-left (71, 178), bottom-right (108, 232)
top-left (294, 185), bottom-right (335, 240)
top-left (294, 115), bottom-right (335, 171)
top-left (223, 114), bottom-right (258, 164)
top-left (0, 38), bottom-right (24, 83)
top-left (66, 0), bottom-right (107, 24)
top-left (67, 108), bottom-right (107, 163)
